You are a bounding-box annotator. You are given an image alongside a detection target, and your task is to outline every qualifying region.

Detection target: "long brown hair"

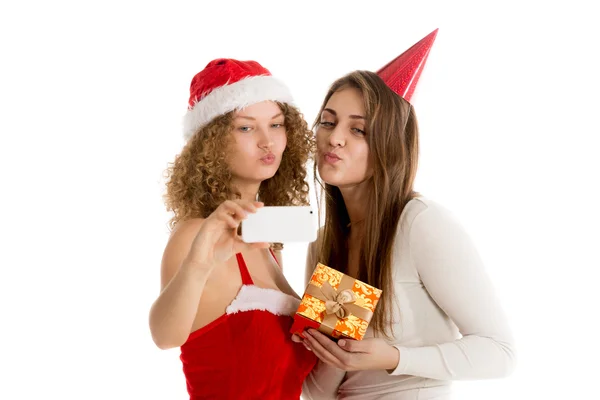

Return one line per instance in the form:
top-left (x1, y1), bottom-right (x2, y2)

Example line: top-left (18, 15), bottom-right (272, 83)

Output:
top-left (314, 71), bottom-right (419, 337)
top-left (164, 102), bottom-right (314, 229)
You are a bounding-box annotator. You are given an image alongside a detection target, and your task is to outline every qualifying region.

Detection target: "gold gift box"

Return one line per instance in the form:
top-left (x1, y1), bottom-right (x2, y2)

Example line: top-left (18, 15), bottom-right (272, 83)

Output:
top-left (291, 263), bottom-right (382, 340)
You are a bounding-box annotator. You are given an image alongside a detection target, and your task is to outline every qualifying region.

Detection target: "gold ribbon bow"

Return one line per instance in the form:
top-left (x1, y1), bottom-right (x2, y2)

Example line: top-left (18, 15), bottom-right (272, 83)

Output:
top-left (321, 281), bottom-right (356, 319)
top-left (304, 276), bottom-right (373, 337)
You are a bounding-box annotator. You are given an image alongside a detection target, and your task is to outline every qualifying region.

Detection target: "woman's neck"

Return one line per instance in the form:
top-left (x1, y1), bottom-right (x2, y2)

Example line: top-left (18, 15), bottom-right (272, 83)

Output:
top-left (339, 181), bottom-right (370, 226)
top-left (232, 180), bottom-right (261, 202)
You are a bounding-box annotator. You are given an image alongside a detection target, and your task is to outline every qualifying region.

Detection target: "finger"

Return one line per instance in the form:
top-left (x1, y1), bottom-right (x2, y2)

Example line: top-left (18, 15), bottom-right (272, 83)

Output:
top-left (306, 330), bottom-right (350, 360)
top-left (337, 338), bottom-right (367, 353)
top-left (232, 199), bottom-right (263, 213)
top-left (219, 213), bottom-right (241, 230)
top-left (292, 335), bottom-right (312, 352)
top-left (222, 201), bottom-right (249, 220)
top-left (291, 334), bottom-right (303, 343)
top-left (217, 209), bottom-right (246, 229)
top-left (304, 331), bottom-right (345, 368)
top-left (304, 336), bottom-right (340, 368)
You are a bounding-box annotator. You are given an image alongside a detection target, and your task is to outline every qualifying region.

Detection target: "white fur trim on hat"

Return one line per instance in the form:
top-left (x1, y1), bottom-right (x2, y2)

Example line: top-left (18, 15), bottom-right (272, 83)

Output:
top-left (183, 75), bottom-right (294, 140)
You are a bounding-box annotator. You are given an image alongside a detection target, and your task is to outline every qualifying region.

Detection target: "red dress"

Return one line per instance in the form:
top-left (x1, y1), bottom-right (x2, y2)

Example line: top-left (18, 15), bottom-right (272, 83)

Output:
top-left (179, 251), bottom-right (317, 399)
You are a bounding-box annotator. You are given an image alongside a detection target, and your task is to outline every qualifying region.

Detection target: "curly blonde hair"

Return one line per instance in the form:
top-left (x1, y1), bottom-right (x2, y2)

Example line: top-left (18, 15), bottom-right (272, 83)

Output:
top-left (164, 102), bottom-right (314, 230)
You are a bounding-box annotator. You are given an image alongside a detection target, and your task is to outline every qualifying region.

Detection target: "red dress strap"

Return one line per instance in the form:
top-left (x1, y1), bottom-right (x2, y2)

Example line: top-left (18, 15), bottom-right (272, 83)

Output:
top-left (268, 248), bottom-right (281, 269)
top-left (235, 253), bottom-right (254, 284)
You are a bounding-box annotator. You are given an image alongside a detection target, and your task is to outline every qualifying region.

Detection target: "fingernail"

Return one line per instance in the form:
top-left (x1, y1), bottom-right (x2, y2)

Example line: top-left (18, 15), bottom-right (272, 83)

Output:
top-left (338, 339), bottom-right (346, 347)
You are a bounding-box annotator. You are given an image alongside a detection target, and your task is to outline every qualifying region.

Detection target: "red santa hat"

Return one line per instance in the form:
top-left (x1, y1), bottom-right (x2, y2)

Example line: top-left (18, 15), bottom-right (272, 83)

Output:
top-left (183, 58), bottom-right (294, 140)
top-left (377, 28), bottom-right (439, 103)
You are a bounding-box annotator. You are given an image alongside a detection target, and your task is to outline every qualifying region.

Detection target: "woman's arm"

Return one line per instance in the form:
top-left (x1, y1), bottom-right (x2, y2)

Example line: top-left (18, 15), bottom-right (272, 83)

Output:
top-left (148, 219), bottom-right (212, 349)
top-left (149, 200), bottom-right (268, 350)
top-left (390, 203), bottom-right (517, 380)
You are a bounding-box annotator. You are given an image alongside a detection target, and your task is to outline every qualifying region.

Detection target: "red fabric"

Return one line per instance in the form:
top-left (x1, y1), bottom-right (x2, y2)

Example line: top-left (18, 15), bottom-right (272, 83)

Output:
top-left (179, 253), bottom-right (316, 399)
top-left (188, 58), bottom-right (271, 107)
top-left (290, 314), bottom-right (322, 339)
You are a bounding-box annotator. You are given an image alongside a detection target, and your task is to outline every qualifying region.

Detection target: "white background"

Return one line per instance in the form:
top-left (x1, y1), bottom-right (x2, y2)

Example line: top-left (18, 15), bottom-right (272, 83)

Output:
top-left (1, 1), bottom-right (599, 399)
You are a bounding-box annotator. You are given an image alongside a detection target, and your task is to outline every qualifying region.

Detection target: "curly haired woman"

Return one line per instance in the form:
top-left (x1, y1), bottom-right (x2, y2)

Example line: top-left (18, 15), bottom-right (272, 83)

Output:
top-left (149, 59), bottom-right (316, 400)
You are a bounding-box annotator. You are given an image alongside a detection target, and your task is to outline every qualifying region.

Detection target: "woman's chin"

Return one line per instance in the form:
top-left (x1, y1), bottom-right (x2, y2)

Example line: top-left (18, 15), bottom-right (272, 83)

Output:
top-left (319, 173), bottom-right (365, 189)
top-left (318, 167), bottom-right (343, 186)
top-left (255, 170), bottom-right (279, 182)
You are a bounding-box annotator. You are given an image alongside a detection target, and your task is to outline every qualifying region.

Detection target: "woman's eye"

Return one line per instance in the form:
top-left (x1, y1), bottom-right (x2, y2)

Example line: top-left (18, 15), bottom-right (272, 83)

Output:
top-left (352, 128), bottom-right (366, 135)
top-left (238, 126), bottom-right (252, 132)
top-left (271, 123), bottom-right (284, 128)
top-left (319, 121), bottom-right (335, 128)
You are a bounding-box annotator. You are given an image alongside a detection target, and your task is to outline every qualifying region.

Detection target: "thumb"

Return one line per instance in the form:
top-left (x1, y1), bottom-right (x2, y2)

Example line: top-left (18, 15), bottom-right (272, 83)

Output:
top-left (337, 338), bottom-right (366, 353)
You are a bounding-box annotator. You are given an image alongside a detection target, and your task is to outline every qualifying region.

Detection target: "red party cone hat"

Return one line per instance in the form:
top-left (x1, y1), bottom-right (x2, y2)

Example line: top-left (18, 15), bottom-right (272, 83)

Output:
top-left (377, 29), bottom-right (439, 103)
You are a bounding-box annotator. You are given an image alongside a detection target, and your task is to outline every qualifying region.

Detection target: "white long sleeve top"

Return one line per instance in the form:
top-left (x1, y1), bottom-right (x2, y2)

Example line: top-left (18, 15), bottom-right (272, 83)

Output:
top-left (302, 197), bottom-right (516, 400)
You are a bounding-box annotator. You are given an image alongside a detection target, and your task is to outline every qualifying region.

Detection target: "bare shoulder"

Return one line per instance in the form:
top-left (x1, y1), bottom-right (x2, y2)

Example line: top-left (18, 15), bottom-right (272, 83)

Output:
top-left (170, 217), bottom-right (206, 239)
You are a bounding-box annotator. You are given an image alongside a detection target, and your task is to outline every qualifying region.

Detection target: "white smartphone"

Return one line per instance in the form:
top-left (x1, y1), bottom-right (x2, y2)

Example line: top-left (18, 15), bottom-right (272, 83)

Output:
top-left (241, 206), bottom-right (318, 243)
